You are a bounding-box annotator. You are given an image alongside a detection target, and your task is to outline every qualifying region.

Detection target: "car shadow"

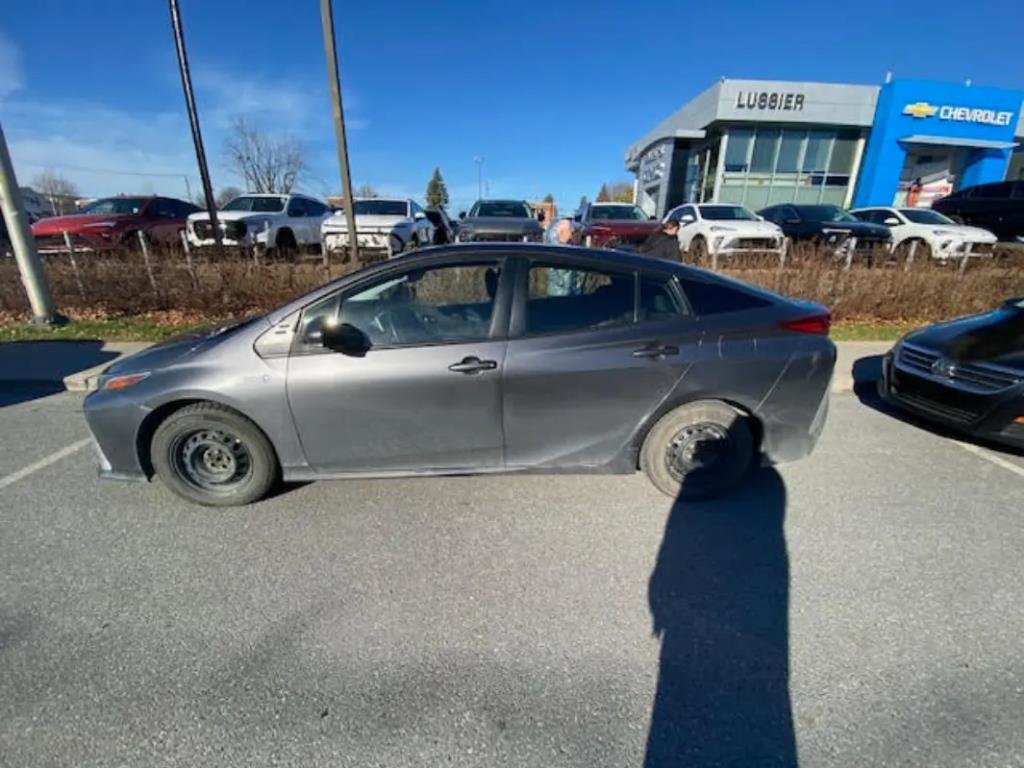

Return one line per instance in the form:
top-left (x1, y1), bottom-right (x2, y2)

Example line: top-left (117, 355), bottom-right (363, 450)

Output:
top-left (645, 467), bottom-right (795, 767)
top-left (853, 354), bottom-right (1024, 458)
top-left (0, 340), bottom-right (119, 408)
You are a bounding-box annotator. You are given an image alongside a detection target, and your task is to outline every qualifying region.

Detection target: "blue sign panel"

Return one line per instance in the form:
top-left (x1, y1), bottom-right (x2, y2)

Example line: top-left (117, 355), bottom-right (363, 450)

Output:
top-left (853, 79), bottom-right (1022, 207)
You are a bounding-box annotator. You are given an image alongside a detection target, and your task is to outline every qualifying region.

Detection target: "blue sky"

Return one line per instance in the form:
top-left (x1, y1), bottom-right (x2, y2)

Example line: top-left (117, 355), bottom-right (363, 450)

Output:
top-left (1, 0), bottom-right (1021, 213)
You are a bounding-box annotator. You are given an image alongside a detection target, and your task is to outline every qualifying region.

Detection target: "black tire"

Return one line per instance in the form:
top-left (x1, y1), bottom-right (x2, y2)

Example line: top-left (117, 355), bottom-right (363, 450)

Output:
top-left (689, 235), bottom-right (708, 264)
top-left (151, 402), bottom-right (278, 506)
top-left (640, 401), bottom-right (755, 499)
top-left (895, 237), bottom-right (931, 262)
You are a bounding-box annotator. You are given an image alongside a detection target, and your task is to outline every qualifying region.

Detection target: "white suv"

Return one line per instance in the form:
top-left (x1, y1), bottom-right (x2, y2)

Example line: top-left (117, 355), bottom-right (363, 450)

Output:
top-left (850, 206), bottom-right (997, 260)
top-left (187, 193), bottom-right (331, 254)
top-left (665, 203), bottom-right (784, 259)
top-left (321, 198), bottom-right (435, 259)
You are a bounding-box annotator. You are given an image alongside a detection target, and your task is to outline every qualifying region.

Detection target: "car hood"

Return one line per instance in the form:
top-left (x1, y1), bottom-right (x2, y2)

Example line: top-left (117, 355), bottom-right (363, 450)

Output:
top-left (704, 220), bottom-right (781, 236)
top-left (103, 317), bottom-right (267, 377)
top-left (459, 216), bottom-right (543, 234)
top-left (32, 213), bottom-right (135, 234)
top-left (189, 210), bottom-right (276, 223)
top-left (905, 300), bottom-right (1024, 370)
top-left (586, 220), bottom-right (661, 235)
top-left (818, 221), bottom-right (890, 239)
top-left (322, 213), bottom-right (409, 231)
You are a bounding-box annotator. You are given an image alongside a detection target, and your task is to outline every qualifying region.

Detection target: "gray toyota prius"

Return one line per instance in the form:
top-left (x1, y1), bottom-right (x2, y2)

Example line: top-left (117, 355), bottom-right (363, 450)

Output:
top-left (83, 244), bottom-right (835, 506)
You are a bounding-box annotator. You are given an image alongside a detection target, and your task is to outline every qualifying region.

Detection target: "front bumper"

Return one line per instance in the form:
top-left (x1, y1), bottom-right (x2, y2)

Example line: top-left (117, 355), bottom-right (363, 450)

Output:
top-left (712, 235), bottom-right (784, 255)
top-left (83, 388), bottom-right (152, 481)
top-left (880, 350), bottom-right (1024, 449)
top-left (33, 232), bottom-right (112, 254)
top-left (323, 230), bottom-right (396, 254)
top-left (456, 231), bottom-right (544, 243)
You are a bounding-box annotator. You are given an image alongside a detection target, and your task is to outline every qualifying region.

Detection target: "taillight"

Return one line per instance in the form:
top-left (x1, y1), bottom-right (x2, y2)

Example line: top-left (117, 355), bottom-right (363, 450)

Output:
top-left (779, 313), bottom-right (831, 335)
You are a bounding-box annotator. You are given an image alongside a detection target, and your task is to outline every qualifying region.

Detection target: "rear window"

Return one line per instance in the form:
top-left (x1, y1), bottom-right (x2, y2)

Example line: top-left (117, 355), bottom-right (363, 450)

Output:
top-left (678, 277), bottom-right (771, 316)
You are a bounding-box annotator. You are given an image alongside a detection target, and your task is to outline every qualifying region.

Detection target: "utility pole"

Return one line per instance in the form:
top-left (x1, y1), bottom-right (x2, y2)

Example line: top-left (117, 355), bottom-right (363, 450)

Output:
top-left (320, 0), bottom-right (359, 265)
top-left (474, 156), bottom-right (484, 200)
top-left (0, 121), bottom-right (57, 324)
top-left (168, 0), bottom-right (222, 248)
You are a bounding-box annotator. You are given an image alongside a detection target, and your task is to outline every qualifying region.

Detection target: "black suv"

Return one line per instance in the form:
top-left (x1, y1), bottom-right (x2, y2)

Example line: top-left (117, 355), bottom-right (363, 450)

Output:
top-left (758, 204), bottom-right (891, 251)
top-left (932, 180), bottom-right (1024, 242)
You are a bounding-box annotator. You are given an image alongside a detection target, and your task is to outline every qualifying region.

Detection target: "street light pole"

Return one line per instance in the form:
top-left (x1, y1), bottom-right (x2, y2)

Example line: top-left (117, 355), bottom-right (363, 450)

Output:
top-left (474, 156), bottom-right (484, 201)
top-left (168, 0), bottom-right (222, 249)
top-left (0, 121), bottom-right (57, 324)
top-left (320, 0), bottom-right (359, 266)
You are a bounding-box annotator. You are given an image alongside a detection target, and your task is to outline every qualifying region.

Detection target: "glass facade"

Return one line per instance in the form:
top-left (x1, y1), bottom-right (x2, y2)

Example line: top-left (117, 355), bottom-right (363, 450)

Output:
top-left (716, 126), bottom-right (862, 209)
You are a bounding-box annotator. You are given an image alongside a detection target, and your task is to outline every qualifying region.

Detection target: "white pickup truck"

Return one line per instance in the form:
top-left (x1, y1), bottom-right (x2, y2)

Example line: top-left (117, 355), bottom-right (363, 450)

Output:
top-left (321, 198), bottom-right (435, 259)
top-left (187, 193), bottom-right (331, 255)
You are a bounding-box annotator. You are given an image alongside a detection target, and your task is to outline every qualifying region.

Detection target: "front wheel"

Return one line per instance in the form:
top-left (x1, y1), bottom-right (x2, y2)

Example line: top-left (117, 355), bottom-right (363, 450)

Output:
top-left (641, 401), bottom-right (755, 499)
top-left (151, 403), bottom-right (279, 506)
top-left (688, 236), bottom-right (708, 264)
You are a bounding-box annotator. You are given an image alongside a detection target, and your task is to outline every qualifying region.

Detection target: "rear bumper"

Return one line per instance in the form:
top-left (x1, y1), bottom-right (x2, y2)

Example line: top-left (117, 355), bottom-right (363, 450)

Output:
top-left (880, 352), bottom-right (1024, 449)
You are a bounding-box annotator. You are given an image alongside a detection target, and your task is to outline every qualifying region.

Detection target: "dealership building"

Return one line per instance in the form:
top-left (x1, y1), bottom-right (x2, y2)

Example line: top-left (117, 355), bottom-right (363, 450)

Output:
top-left (626, 77), bottom-right (1024, 216)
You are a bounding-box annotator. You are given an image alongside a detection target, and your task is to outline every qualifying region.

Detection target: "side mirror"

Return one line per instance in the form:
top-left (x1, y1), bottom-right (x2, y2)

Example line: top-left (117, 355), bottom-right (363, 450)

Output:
top-left (884, 217), bottom-right (900, 226)
top-left (322, 322), bottom-right (371, 357)
top-left (413, 211), bottom-right (426, 220)
top-left (458, 211), bottom-right (466, 219)
top-left (680, 215), bottom-right (695, 224)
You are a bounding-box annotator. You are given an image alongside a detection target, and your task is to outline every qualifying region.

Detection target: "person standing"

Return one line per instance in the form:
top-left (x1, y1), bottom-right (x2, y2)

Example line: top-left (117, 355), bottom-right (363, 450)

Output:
top-left (638, 218), bottom-right (682, 261)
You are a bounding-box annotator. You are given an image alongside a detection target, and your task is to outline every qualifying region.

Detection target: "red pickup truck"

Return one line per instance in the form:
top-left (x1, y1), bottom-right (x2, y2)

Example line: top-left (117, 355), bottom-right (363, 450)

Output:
top-left (31, 195), bottom-right (201, 253)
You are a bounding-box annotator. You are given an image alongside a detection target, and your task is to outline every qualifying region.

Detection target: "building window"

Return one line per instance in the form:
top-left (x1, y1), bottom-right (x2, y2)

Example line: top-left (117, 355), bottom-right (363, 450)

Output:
top-left (724, 128), bottom-right (753, 172)
top-left (776, 130), bottom-right (803, 173)
top-left (802, 131), bottom-right (831, 174)
top-left (750, 128), bottom-right (780, 174)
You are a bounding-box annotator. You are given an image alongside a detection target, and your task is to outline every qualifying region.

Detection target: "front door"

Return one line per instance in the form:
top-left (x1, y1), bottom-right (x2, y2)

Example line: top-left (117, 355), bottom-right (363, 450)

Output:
top-left (502, 260), bottom-right (697, 469)
top-left (286, 258), bottom-right (509, 472)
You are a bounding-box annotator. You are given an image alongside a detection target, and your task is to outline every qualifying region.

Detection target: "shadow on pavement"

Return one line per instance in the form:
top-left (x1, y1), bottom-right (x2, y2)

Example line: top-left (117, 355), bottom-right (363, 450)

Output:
top-left (853, 354), bottom-right (1024, 458)
top-left (645, 467), bottom-right (796, 767)
top-left (0, 340), bottom-right (118, 408)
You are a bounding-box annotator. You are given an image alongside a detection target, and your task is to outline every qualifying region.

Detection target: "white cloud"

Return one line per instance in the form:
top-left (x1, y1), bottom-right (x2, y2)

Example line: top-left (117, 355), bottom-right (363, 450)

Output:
top-left (0, 32), bottom-right (23, 99)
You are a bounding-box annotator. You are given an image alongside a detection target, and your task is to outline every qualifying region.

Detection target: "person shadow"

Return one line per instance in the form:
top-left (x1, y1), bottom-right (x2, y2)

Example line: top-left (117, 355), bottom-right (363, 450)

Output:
top-left (645, 466), bottom-right (796, 767)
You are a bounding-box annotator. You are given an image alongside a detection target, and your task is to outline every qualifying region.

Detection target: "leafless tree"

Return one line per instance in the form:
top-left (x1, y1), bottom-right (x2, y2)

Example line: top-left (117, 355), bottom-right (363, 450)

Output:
top-left (32, 170), bottom-right (79, 215)
top-left (223, 117), bottom-right (305, 194)
top-left (215, 186), bottom-right (243, 208)
top-left (354, 183), bottom-right (378, 198)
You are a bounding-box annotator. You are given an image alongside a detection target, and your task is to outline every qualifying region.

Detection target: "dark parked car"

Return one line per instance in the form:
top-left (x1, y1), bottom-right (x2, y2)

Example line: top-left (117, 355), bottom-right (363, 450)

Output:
top-left (880, 297), bottom-right (1024, 449)
top-left (84, 244), bottom-right (835, 507)
top-left (759, 203), bottom-right (891, 254)
top-left (455, 199), bottom-right (544, 242)
top-left (932, 180), bottom-right (1024, 242)
top-left (573, 202), bottom-right (661, 249)
top-left (31, 195), bottom-right (201, 253)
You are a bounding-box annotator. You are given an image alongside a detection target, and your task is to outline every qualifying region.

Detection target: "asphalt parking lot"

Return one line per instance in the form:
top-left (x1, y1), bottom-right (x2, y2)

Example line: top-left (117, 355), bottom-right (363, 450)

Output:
top-left (1, 388), bottom-right (1023, 767)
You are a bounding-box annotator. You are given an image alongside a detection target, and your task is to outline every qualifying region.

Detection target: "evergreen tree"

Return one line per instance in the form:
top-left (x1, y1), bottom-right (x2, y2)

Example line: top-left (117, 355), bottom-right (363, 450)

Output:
top-left (425, 167), bottom-right (450, 208)
top-left (596, 183), bottom-right (611, 202)
top-left (542, 193), bottom-right (554, 203)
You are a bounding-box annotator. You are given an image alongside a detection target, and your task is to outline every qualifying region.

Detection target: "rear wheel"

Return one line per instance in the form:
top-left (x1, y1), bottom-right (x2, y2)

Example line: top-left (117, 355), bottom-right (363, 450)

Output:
top-left (151, 403), bottom-right (278, 506)
top-left (641, 401), bottom-right (755, 499)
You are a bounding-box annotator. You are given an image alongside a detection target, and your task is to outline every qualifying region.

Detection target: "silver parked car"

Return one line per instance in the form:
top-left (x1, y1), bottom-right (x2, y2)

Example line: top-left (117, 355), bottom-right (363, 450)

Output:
top-left (83, 244), bottom-right (836, 506)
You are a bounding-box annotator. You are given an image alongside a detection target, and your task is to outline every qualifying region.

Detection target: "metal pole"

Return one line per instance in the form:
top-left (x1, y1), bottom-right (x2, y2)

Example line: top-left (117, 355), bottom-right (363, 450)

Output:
top-left (168, 0), bottom-right (222, 250)
top-left (320, 0), bottom-right (359, 266)
top-left (0, 121), bottom-right (57, 323)
top-left (62, 231), bottom-right (87, 302)
top-left (474, 156), bottom-right (484, 200)
top-left (137, 230), bottom-right (159, 293)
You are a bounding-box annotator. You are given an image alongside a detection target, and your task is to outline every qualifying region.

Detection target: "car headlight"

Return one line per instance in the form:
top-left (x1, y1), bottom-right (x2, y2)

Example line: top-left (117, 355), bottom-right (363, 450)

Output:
top-left (101, 372), bottom-right (150, 391)
top-left (83, 221), bottom-right (119, 228)
top-left (709, 226), bottom-right (736, 232)
top-left (932, 229), bottom-right (956, 236)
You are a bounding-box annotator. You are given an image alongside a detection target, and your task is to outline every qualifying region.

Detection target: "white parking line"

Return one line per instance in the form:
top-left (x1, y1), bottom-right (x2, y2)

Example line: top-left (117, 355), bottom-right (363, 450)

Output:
top-left (0, 438), bottom-right (92, 491)
top-left (954, 440), bottom-right (1024, 481)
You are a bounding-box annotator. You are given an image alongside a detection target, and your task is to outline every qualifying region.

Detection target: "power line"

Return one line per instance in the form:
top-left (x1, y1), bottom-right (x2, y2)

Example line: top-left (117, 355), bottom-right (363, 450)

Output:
top-left (17, 159), bottom-right (196, 179)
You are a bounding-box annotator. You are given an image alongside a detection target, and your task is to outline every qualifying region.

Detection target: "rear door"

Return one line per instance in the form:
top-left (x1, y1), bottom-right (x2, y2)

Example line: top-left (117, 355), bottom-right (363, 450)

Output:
top-left (501, 256), bottom-right (698, 469)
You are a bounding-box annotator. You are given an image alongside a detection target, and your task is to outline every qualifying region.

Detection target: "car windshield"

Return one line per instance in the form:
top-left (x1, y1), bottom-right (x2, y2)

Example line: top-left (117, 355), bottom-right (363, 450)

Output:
top-left (900, 208), bottom-right (956, 225)
top-left (698, 205), bottom-right (757, 221)
top-left (353, 200), bottom-right (409, 216)
top-left (590, 204), bottom-right (648, 221)
top-left (470, 200), bottom-right (532, 218)
top-left (80, 197), bottom-right (148, 215)
top-left (796, 205), bottom-right (858, 223)
top-left (221, 196), bottom-right (286, 213)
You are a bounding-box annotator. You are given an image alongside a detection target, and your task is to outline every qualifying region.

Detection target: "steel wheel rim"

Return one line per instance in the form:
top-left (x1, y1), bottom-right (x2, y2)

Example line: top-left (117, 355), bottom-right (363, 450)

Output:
top-left (171, 428), bottom-right (252, 493)
top-left (665, 422), bottom-right (731, 484)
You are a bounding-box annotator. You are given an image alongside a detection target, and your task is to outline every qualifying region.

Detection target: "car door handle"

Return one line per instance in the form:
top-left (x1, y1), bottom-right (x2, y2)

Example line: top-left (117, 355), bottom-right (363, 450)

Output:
top-left (448, 356), bottom-right (498, 374)
top-left (633, 344), bottom-right (680, 359)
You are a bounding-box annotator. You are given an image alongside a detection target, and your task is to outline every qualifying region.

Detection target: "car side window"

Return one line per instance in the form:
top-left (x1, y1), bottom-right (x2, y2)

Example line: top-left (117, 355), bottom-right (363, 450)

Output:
top-left (304, 199), bottom-right (326, 216)
top-left (299, 262), bottom-right (501, 350)
top-left (677, 276), bottom-right (771, 316)
top-left (976, 183), bottom-right (1012, 199)
top-left (639, 276), bottom-right (688, 323)
top-left (152, 198), bottom-right (176, 218)
top-left (526, 264), bottom-right (634, 335)
top-left (286, 198), bottom-right (305, 216)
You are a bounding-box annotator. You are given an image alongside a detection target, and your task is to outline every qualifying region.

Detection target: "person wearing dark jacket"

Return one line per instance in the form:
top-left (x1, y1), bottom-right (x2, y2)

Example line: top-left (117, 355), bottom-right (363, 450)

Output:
top-left (638, 219), bottom-right (681, 261)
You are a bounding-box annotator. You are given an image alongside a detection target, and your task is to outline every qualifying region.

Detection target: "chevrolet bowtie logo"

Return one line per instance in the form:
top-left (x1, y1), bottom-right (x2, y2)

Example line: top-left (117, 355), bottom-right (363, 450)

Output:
top-left (903, 101), bottom-right (939, 119)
